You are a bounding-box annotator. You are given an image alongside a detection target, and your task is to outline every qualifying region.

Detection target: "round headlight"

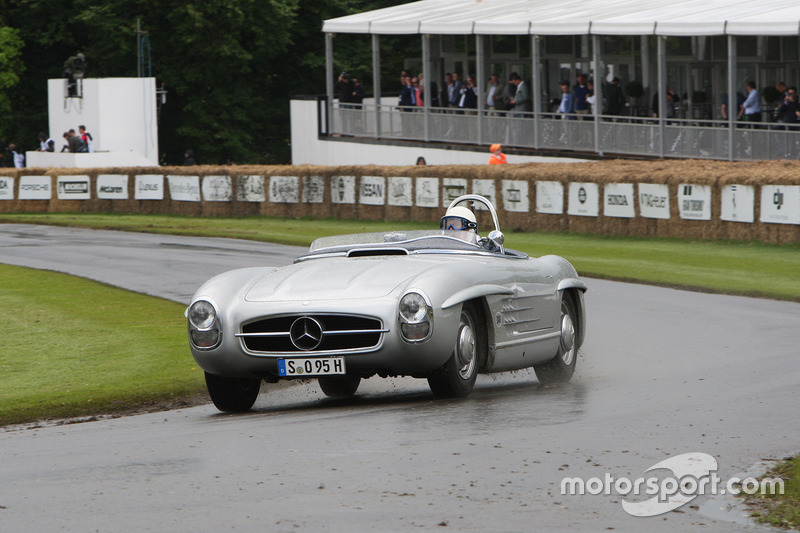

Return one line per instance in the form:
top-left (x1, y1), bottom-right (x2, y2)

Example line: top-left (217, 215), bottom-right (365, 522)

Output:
top-left (188, 300), bottom-right (217, 330)
top-left (399, 292), bottom-right (429, 323)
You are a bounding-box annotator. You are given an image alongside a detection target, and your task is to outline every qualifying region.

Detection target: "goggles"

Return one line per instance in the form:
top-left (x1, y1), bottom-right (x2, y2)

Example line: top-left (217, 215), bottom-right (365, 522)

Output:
top-left (440, 216), bottom-right (477, 231)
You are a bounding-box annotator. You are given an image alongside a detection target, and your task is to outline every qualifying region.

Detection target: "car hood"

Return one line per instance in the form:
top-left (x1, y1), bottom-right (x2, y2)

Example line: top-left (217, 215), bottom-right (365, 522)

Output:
top-left (244, 256), bottom-right (446, 302)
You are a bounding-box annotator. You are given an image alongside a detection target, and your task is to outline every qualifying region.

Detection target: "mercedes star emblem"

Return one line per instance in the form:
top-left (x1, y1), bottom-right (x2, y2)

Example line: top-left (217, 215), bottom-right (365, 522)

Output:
top-left (289, 316), bottom-right (323, 351)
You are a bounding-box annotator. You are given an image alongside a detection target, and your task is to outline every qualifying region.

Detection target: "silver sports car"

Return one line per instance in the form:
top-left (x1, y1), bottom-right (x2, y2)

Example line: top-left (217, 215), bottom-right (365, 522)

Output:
top-left (187, 195), bottom-right (587, 412)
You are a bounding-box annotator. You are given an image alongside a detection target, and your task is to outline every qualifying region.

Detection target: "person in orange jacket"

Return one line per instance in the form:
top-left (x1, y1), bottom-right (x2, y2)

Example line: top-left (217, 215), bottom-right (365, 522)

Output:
top-left (489, 143), bottom-right (507, 164)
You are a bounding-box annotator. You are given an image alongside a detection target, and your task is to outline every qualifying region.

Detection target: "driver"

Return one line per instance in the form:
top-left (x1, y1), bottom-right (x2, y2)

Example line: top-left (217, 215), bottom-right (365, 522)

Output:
top-left (440, 205), bottom-right (477, 233)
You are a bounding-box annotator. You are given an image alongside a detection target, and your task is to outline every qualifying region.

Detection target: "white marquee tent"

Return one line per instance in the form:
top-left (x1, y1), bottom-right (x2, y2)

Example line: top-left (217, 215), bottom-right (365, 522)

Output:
top-left (323, 0), bottom-right (800, 36)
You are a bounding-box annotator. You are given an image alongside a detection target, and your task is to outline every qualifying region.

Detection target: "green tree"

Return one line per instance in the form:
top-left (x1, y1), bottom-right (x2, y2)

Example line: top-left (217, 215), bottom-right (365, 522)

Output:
top-left (0, 26), bottom-right (24, 134)
top-left (0, 0), bottom-right (411, 163)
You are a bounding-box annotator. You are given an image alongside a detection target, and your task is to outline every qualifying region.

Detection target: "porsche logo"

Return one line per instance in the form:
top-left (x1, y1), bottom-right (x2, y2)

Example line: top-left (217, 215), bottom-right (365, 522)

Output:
top-left (289, 316), bottom-right (323, 351)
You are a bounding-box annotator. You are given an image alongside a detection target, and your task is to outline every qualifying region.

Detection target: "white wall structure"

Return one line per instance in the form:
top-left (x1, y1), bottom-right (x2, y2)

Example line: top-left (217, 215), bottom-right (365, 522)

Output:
top-left (290, 99), bottom-right (588, 166)
top-left (26, 77), bottom-right (159, 168)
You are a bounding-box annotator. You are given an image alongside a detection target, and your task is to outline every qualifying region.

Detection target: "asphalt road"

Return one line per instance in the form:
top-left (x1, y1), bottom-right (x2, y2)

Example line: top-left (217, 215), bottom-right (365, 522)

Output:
top-left (1, 224), bottom-right (798, 532)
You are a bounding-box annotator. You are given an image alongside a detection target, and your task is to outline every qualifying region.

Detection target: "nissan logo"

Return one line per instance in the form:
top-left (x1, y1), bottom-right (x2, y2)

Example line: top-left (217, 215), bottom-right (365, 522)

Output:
top-left (289, 316), bottom-right (323, 351)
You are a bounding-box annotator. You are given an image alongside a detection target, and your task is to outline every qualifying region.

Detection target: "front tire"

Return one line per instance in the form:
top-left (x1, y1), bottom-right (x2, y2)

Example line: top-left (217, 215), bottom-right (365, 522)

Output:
top-left (533, 294), bottom-right (578, 384)
top-left (318, 375), bottom-right (361, 398)
top-left (204, 372), bottom-right (261, 412)
top-left (428, 301), bottom-right (485, 398)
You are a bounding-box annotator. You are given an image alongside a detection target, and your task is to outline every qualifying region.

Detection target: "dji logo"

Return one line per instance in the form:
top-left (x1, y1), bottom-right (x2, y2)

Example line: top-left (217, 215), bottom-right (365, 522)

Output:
top-left (773, 190), bottom-right (784, 210)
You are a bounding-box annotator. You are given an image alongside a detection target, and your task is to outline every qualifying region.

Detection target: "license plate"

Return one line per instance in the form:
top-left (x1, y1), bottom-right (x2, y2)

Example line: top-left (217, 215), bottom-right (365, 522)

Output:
top-left (278, 357), bottom-right (345, 376)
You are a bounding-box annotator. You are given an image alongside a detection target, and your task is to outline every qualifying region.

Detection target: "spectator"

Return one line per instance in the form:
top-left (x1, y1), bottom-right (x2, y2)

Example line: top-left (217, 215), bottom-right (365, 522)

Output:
top-left (38, 132), bottom-right (55, 152)
top-left (508, 73), bottom-right (531, 114)
top-left (419, 74), bottom-right (438, 107)
top-left (485, 74), bottom-right (504, 113)
top-left (0, 141), bottom-right (11, 167)
top-left (458, 75), bottom-right (478, 112)
top-left (502, 74), bottom-right (517, 113)
top-left (652, 88), bottom-right (680, 118)
top-left (416, 156), bottom-right (427, 165)
top-left (574, 73), bottom-right (589, 117)
top-left (604, 77), bottom-right (626, 116)
top-left (448, 72), bottom-right (462, 107)
top-left (557, 80), bottom-right (575, 118)
top-left (398, 74), bottom-right (415, 108)
top-left (585, 79), bottom-right (596, 115)
top-left (184, 149), bottom-right (196, 165)
top-left (488, 143), bottom-right (507, 165)
top-left (721, 91), bottom-right (745, 120)
top-left (78, 125), bottom-right (93, 152)
top-left (62, 130), bottom-right (83, 152)
top-left (412, 77), bottom-right (423, 108)
top-left (351, 78), bottom-right (364, 106)
top-left (9, 144), bottom-right (24, 168)
top-left (739, 81), bottom-right (762, 125)
top-left (442, 73), bottom-right (454, 108)
top-left (774, 86), bottom-right (799, 129)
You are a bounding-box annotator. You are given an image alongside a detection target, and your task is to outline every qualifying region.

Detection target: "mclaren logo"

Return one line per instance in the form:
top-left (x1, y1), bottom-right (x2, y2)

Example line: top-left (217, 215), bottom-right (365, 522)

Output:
top-left (290, 316), bottom-right (323, 351)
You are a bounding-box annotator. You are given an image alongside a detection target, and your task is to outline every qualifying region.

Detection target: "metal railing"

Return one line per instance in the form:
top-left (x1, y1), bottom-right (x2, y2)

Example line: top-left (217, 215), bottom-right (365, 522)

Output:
top-left (329, 102), bottom-right (800, 161)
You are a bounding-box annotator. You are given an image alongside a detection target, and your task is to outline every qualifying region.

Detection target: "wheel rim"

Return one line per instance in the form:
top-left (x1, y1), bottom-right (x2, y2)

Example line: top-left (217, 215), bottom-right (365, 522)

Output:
top-left (560, 304), bottom-right (576, 366)
top-left (455, 310), bottom-right (476, 379)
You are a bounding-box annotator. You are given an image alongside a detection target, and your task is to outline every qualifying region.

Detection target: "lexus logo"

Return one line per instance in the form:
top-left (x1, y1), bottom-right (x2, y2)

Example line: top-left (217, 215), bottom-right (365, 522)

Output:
top-left (290, 316), bottom-right (323, 351)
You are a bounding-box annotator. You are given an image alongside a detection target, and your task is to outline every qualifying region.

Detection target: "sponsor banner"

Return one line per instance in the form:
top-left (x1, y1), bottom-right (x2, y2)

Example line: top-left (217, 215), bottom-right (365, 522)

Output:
top-left (678, 184), bottom-right (712, 220)
top-left (638, 183), bottom-right (670, 219)
top-left (331, 175), bottom-right (356, 204)
top-left (604, 183), bottom-right (635, 218)
top-left (19, 175), bottom-right (52, 200)
top-left (472, 179), bottom-right (496, 211)
top-left (57, 175), bottom-right (91, 200)
top-left (760, 185), bottom-right (800, 225)
top-left (442, 178), bottom-right (468, 207)
top-left (360, 176), bottom-right (386, 206)
top-left (568, 183), bottom-right (599, 217)
top-left (302, 176), bottom-right (325, 203)
top-left (721, 184), bottom-right (755, 223)
top-left (168, 175), bottom-right (201, 202)
top-left (416, 177), bottom-right (439, 208)
top-left (237, 175), bottom-right (265, 202)
top-left (0, 177), bottom-right (14, 200)
top-left (202, 175), bottom-right (232, 202)
top-left (97, 174), bottom-right (128, 200)
top-left (135, 175), bottom-right (164, 200)
top-left (269, 176), bottom-right (299, 203)
top-left (536, 181), bottom-right (564, 214)
top-left (387, 177), bottom-right (413, 207)
top-left (502, 180), bottom-right (530, 213)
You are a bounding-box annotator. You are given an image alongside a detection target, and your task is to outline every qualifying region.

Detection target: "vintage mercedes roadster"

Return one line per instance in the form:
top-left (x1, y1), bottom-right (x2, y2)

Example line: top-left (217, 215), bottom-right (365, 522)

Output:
top-left (187, 195), bottom-right (587, 412)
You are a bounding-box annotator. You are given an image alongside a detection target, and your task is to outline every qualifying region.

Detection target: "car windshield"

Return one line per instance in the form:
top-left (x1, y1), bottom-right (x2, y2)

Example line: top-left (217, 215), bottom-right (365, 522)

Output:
top-left (307, 230), bottom-right (481, 255)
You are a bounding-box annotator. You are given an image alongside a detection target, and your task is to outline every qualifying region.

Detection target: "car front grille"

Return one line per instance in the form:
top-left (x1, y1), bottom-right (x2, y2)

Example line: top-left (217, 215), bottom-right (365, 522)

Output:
top-left (238, 314), bottom-right (386, 354)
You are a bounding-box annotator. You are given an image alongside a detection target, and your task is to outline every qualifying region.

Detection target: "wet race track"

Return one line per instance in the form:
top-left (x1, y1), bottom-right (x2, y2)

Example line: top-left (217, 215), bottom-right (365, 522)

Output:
top-left (1, 224), bottom-right (798, 532)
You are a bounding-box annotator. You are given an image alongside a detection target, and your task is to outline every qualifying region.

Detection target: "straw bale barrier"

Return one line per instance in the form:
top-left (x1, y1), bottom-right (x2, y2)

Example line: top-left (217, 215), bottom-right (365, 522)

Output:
top-left (1, 160), bottom-right (798, 244)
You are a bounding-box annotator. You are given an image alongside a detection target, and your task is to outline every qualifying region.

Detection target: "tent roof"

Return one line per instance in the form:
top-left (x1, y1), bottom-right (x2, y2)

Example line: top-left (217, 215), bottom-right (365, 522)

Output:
top-left (322, 0), bottom-right (800, 36)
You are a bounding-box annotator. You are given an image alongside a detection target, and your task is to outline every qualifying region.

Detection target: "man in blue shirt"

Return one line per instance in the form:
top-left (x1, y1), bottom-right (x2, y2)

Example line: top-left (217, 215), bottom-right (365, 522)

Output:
top-left (558, 80), bottom-right (575, 119)
top-left (574, 74), bottom-right (589, 117)
top-left (739, 81), bottom-right (762, 126)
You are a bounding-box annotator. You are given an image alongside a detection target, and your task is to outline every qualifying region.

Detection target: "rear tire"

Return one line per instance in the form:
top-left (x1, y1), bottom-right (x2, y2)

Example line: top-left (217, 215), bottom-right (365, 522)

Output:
top-left (318, 375), bottom-right (361, 398)
top-left (428, 301), bottom-right (485, 398)
top-left (204, 372), bottom-right (261, 412)
top-left (533, 294), bottom-right (578, 384)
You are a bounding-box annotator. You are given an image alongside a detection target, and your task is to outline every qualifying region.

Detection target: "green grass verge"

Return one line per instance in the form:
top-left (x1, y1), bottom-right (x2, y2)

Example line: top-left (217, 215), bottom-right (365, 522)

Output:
top-left (2, 212), bottom-right (799, 301)
top-left (0, 264), bottom-right (204, 426)
top-left (746, 456), bottom-right (800, 529)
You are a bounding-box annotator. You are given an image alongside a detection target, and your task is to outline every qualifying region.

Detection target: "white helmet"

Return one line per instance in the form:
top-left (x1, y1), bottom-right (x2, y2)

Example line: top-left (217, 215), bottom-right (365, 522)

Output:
top-left (440, 205), bottom-right (477, 232)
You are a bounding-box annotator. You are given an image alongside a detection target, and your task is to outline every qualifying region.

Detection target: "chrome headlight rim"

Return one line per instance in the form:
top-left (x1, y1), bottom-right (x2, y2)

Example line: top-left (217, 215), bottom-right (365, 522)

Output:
top-left (399, 290), bottom-right (433, 343)
top-left (188, 299), bottom-right (218, 331)
top-left (187, 298), bottom-right (222, 350)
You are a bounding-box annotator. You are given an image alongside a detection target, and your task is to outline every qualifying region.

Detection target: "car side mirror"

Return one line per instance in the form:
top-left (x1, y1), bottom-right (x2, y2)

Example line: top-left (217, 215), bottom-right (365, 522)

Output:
top-left (488, 230), bottom-right (504, 247)
top-left (487, 230), bottom-right (504, 253)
